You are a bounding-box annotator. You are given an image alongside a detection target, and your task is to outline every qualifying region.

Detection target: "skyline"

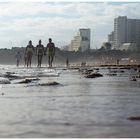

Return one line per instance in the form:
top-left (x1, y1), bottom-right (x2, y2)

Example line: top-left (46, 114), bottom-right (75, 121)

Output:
top-left (0, 2), bottom-right (140, 49)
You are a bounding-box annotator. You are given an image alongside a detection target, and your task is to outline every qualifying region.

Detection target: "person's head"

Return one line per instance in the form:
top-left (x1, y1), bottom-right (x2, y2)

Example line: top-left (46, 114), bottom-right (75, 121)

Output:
top-left (39, 40), bottom-right (41, 45)
top-left (49, 38), bottom-right (52, 43)
top-left (17, 51), bottom-right (20, 54)
top-left (29, 40), bottom-right (32, 45)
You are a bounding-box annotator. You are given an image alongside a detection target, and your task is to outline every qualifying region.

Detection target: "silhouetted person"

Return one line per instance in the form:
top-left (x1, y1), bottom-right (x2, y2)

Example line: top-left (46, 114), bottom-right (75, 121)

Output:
top-left (15, 51), bottom-right (21, 67)
top-left (117, 59), bottom-right (120, 65)
top-left (25, 40), bottom-right (34, 67)
top-left (36, 40), bottom-right (44, 67)
top-left (66, 57), bottom-right (69, 68)
top-left (45, 38), bottom-right (55, 68)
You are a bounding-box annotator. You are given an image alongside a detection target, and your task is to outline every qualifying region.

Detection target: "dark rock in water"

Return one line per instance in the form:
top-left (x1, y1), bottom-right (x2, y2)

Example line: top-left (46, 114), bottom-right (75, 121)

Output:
top-left (128, 116), bottom-right (140, 121)
top-left (18, 79), bottom-right (32, 84)
top-left (39, 82), bottom-right (60, 86)
top-left (17, 78), bottom-right (40, 84)
top-left (85, 72), bottom-right (103, 78)
top-left (106, 73), bottom-right (117, 76)
top-left (6, 72), bottom-right (15, 75)
top-left (82, 69), bottom-right (93, 75)
top-left (120, 70), bottom-right (125, 73)
top-left (110, 70), bottom-right (118, 73)
top-left (130, 78), bottom-right (137, 81)
top-left (0, 77), bottom-right (11, 84)
top-left (4, 73), bottom-right (22, 80)
top-left (64, 122), bottom-right (73, 126)
top-left (94, 68), bottom-right (99, 71)
top-left (79, 68), bottom-right (94, 75)
top-left (120, 67), bottom-right (131, 70)
top-left (136, 75), bottom-right (140, 78)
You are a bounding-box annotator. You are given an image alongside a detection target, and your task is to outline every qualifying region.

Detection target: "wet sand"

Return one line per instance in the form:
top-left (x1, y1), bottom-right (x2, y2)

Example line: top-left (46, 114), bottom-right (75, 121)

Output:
top-left (0, 65), bottom-right (140, 138)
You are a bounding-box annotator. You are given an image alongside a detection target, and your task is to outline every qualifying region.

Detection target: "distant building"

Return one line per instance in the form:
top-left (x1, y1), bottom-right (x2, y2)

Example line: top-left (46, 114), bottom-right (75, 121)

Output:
top-left (108, 31), bottom-right (114, 47)
top-left (70, 28), bottom-right (90, 52)
top-left (113, 16), bottom-right (140, 50)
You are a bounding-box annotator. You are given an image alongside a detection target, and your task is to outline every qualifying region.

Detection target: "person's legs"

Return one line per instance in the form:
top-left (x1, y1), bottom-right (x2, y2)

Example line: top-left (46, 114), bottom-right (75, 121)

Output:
top-left (37, 55), bottom-right (40, 67)
top-left (48, 56), bottom-right (51, 68)
top-left (28, 53), bottom-right (32, 67)
top-left (39, 55), bottom-right (43, 67)
top-left (27, 58), bottom-right (29, 67)
top-left (24, 57), bottom-right (27, 67)
top-left (29, 56), bottom-right (32, 67)
top-left (50, 55), bottom-right (54, 67)
top-left (17, 60), bottom-right (19, 67)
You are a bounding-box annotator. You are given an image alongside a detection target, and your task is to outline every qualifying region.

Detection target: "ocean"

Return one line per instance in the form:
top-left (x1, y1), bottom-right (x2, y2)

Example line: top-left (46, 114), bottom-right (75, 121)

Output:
top-left (0, 65), bottom-right (140, 138)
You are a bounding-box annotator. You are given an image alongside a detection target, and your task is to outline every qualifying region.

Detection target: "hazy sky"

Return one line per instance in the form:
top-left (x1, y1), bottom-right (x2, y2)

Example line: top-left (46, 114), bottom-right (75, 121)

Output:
top-left (0, 2), bottom-right (140, 49)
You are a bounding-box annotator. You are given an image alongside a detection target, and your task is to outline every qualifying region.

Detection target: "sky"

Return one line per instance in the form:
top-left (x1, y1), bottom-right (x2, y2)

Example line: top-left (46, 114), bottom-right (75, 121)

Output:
top-left (0, 1), bottom-right (140, 49)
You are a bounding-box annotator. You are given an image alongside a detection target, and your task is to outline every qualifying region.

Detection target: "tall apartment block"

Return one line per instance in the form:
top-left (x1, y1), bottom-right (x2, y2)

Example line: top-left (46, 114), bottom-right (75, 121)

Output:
top-left (69, 28), bottom-right (90, 52)
top-left (110, 16), bottom-right (140, 50)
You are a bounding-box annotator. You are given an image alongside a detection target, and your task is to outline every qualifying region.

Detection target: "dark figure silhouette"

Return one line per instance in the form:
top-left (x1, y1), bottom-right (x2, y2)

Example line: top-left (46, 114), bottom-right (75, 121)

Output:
top-left (45, 38), bottom-right (55, 68)
top-left (66, 57), bottom-right (69, 68)
top-left (15, 51), bottom-right (21, 67)
top-left (36, 40), bottom-right (45, 67)
top-left (25, 40), bottom-right (34, 67)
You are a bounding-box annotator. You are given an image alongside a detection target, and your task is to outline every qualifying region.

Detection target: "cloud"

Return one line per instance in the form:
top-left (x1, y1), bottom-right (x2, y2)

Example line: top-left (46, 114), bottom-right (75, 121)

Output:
top-left (0, 2), bottom-right (140, 48)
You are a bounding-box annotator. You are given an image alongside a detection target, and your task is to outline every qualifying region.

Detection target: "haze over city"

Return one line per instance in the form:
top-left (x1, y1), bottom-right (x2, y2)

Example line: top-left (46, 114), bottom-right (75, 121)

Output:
top-left (0, 2), bottom-right (140, 49)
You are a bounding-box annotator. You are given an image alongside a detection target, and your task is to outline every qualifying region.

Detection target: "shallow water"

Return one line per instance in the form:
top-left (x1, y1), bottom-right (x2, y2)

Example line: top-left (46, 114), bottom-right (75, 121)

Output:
top-left (0, 65), bottom-right (140, 138)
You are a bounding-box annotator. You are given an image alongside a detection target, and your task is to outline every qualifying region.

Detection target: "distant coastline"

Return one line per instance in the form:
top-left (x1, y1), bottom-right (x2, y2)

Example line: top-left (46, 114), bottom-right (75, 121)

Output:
top-left (0, 47), bottom-right (140, 66)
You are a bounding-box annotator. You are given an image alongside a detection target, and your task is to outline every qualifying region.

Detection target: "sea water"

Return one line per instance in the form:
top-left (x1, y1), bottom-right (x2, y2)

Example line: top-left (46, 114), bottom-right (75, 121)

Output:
top-left (0, 65), bottom-right (140, 138)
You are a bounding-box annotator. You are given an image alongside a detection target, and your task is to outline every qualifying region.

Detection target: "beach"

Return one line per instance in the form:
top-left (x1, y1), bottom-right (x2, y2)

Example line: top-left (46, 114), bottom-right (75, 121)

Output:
top-left (0, 65), bottom-right (140, 138)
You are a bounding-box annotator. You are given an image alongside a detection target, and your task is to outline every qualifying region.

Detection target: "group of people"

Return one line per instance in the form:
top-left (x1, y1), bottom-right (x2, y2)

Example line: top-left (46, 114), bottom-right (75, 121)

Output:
top-left (15, 38), bottom-right (55, 68)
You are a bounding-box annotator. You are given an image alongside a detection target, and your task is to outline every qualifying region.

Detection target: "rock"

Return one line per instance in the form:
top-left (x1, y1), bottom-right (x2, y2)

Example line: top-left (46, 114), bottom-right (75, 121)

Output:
top-left (79, 68), bottom-right (94, 75)
top-left (136, 75), bottom-right (140, 78)
top-left (120, 67), bottom-right (131, 70)
top-left (130, 78), bottom-right (137, 81)
top-left (85, 72), bottom-right (103, 78)
top-left (4, 73), bottom-right (23, 80)
top-left (120, 70), bottom-right (125, 73)
top-left (128, 116), bottom-right (140, 121)
top-left (16, 78), bottom-right (40, 84)
top-left (6, 72), bottom-right (15, 75)
top-left (82, 69), bottom-right (93, 75)
top-left (0, 77), bottom-right (10, 84)
top-left (39, 82), bottom-right (60, 86)
top-left (106, 73), bottom-right (117, 76)
top-left (110, 70), bottom-right (118, 73)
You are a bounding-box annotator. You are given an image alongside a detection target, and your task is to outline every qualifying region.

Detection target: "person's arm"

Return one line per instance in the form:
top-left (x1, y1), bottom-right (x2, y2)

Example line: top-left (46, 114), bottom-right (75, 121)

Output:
top-left (42, 45), bottom-right (45, 55)
top-left (36, 45), bottom-right (38, 55)
top-left (44, 44), bottom-right (48, 55)
top-left (25, 46), bottom-right (27, 54)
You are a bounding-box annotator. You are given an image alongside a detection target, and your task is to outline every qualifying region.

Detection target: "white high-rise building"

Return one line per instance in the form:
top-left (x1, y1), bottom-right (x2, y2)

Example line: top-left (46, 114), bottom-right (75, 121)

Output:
top-left (70, 28), bottom-right (90, 52)
top-left (108, 31), bottom-right (114, 47)
top-left (113, 16), bottom-right (127, 49)
top-left (113, 16), bottom-right (140, 50)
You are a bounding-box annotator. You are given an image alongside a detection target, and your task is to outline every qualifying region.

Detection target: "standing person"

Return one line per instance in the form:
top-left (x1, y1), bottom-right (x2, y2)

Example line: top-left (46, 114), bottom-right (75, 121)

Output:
top-left (66, 57), bottom-right (69, 68)
top-left (45, 38), bottom-right (55, 68)
top-left (25, 40), bottom-right (34, 67)
top-left (36, 40), bottom-right (45, 67)
top-left (15, 51), bottom-right (21, 67)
